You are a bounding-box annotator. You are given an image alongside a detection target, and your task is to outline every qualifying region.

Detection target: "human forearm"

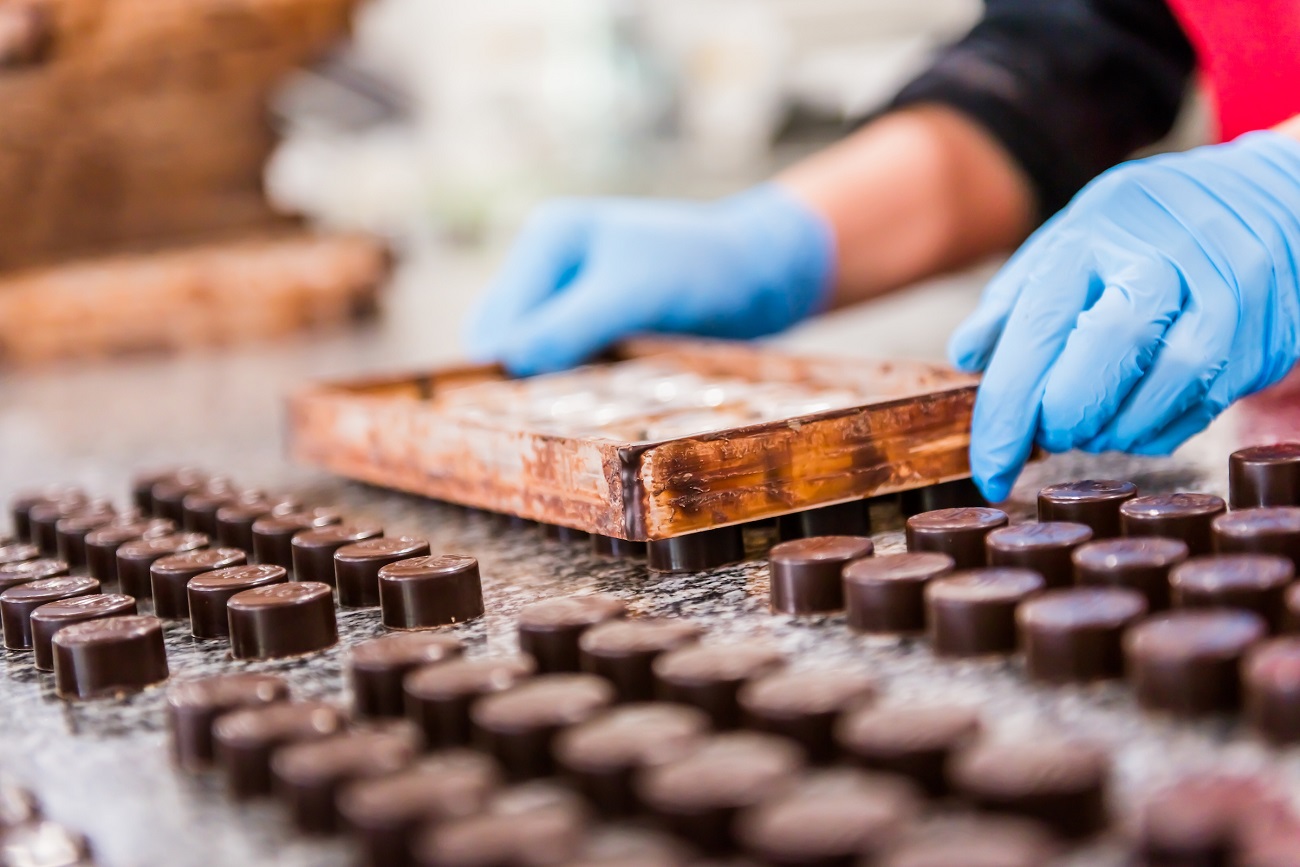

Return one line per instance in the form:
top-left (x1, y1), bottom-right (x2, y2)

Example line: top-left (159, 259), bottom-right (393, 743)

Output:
top-left (1278, 114), bottom-right (1300, 142)
top-left (777, 105), bottom-right (1034, 308)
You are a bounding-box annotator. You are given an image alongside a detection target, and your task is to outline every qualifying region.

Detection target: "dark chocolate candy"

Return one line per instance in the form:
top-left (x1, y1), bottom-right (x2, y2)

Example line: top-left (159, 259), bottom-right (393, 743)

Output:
top-left (227, 581), bottom-right (338, 660)
top-left (1124, 609), bottom-right (1268, 716)
top-left (1230, 443), bottom-right (1300, 508)
top-left (767, 535), bottom-right (874, 615)
top-left (213, 701), bottom-right (347, 799)
top-left (131, 468), bottom-right (180, 513)
top-left (115, 532), bottom-right (209, 599)
top-left (54, 509), bottom-right (119, 569)
top-left (151, 472), bottom-right (210, 522)
top-left (554, 703), bottom-right (710, 817)
top-left (412, 782), bottom-right (589, 867)
top-left (214, 495), bottom-right (297, 551)
top-left (877, 817), bottom-right (1059, 867)
top-left (336, 536), bottom-right (431, 608)
top-left (187, 564), bottom-right (287, 639)
top-left (1, 575), bottom-right (99, 650)
top-left (150, 547), bottom-right (246, 619)
top-left (10, 487), bottom-right (75, 542)
top-left (984, 521), bottom-right (1093, 587)
top-left (843, 552), bottom-right (955, 634)
top-left (835, 703), bottom-right (981, 796)
top-left (181, 486), bottom-right (242, 535)
top-left (250, 507), bottom-right (342, 568)
top-left (517, 594), bottom-right (627, 673)
top-left (735, 768), bottom-right (920, 865)
top-left (291, 523), bottom-right (384, 584)
top-left (1137, 773), bottom-right (1286, 867)
top-left (637, 732), bottom-right (805, 853)
top-left (167, 673), bottom-right (291, 772)
top-left (1119, 493), bottom-right (1226, 555)
top-left (404, 656), bottom-right (536, 748)
top-left (906, 508), bottom-right (1009, 570)
top-left (30, 593), bottom-right (137, 671)
top-left (1170, 554), bottom-right (1294, 632)
top-left (1017, 587), bottom-right (1148, 684)
top-left (1037, 480), bottom-right (1138, 539)
top-left (543, 524), bottom-right (590, 543)
top-left (272, 726), bottom-right (421, 834)
top-left (738, 667), bottom-right (877, 763)
top-left (1244, 637), bottom-right (1300, 745)
top-left (776, 499), bottom-right (872, 541)
top-left (471, 673), bottom-right (615, 780)
top-left (577, 618), bottom-right (703, 702)
top-left (1212, 507), bottom-right (1300, 570)
top-left (589, 535), bottom-right (647, 559)
top-left (52, 614), bottom-right (168, 700)
top-left (0, 558), bottom-right (70, 595)
top-left (27, 497), bottom-right (99, 555)
top-left (652, 641), bottom-right (785, 729)
top-left (646, 525), bottom-right (745, 573)
top-left (1072, 536), bottom-right (1188, 611)
top-left (0, 541), bottom-right (40, 568)
top-left (379, 554), bottom-right (485, 630)
top-left (899, 479), bottom-right (987, 517)
top-left (84, 518), bottom-right (175, 586)
top-left (925, 568), bottom-right (1045, 657)
top-left (350, 632), bottom-right (463, 718)
top-left (949, 738), bottom-right (1110, 838)
top-left (338, 750), bottom-right (501, 867)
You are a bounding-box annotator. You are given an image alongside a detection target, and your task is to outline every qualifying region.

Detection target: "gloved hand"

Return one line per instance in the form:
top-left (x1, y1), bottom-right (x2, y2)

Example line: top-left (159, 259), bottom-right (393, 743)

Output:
top-left (949, 131), bottom-right (1300, 502)
top-left (464, 184), bottom-right (835, 375)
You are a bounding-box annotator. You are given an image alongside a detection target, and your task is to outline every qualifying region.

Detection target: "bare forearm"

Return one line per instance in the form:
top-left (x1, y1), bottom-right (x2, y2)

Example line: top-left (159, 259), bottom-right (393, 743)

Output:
top-left (1278, 114), bottom-right (1300, 142)
top-left (777, 105), bottom-right (1035, 309)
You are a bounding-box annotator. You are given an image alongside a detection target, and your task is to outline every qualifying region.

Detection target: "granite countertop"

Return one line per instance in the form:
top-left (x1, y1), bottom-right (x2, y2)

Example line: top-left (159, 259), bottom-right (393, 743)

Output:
top-left (2, 249), bottom-right (1299, 866)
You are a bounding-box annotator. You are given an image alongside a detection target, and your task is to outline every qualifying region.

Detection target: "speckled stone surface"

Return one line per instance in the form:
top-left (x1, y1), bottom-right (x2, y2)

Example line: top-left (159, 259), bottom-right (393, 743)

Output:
top-left (4, 252), bottom-right (1300, 866)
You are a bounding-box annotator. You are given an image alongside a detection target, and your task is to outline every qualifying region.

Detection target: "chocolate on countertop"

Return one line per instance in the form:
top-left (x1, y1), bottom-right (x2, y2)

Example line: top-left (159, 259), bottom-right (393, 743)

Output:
top-left (227, 581), bottom-right (338, 660)
top-left (30, 593), bottom-right (138, 672)
top-left (843, 552), bottom-right (955, 634)
top-left (767, 535), bottom-right (874, 615)
top-left (876, 817), bottom-right (1059, 867)
top-left (517, 593), bottom-right (627, 673)
top-left (1071, 536), bottom-right (1188, 611)
top-left (905, 508), bottom-right (1009, 570)
top-left (1169, 554), bottom-right (1294, 631)
top-left (1137, 773), bottom-right (1287, 867)
top-left (213, 701), bottom-right (348, 799)
top-left (0, 541), bottom-right (40, 567)
top-left (470, 673), bottom-right (615, 780)
top-left (1017, 587), bottom-right (1148, 684)
top-left (214, 496), bottom-right (295, 552)
top-left (835, 702), bottom-right (981, 796)
top-left (167, 673), bottom-right (292, 772)
top-left (411, 782), bottom-right (590, 867)
top-left (54, 509), bottom-right (120, 569)
top-left (646, 525), bottom-right (745, 574)
top-left (984, 521), bottom-right (1093, 587)
top-left (1244, 638), bottom-right (1300, 745)
top-left (925, 568), bottom-right (1045, 658)
top-left (335, 536), bottom-right (431, 608)
top-left (652, 641), bottom-right (786, 729)
top-left (404, 656), bottom-right (537, 749)
top-left (899, 478), bottom-right (987, 517)
top-left (290, 522), bottom-right (384, 584)
top-left (577, 618), bottom-right (703, 702)
top-left (1037, 479), bottom-right (1138, 539)
top-left (83, 518), bottom-right (175, 586)
top-left (1119, 493), bottom-right (1226, 555)
top-left (0, 557), bottom-right (70, 595)
top-left (349, 632), bottom-right (463, 718)
top-left (738, 667), bottom-right (877, 763)
top-left (115, 532), bottom-right (209, 599)
top-left (187, 564), bottom-right (288, 639)
top-left (51, 614), bottom-right (169, 700)
top-left (1230, 443), bottom-right (1300, 508)
top-left (250, 508), bottom-right (342, 569)
top-left (1124, 609), bottom-right (1268, 716)
top-left (1212, 506), bottom-right (1300, 568)
top-left (776, 499), bottom-right (871, 541)
top-left (149, 547), bottom-right (246, 620)
top-left (1, 575), bottom-right (99, 650)
top-left (378, 554), bottom-right (485, 630)
top-left (589, 535), bottom-right (647, 559)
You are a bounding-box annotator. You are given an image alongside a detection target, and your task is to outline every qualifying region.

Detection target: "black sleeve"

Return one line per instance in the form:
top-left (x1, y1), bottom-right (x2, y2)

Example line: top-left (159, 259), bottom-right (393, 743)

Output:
top-left (883, 0), bottom-right (1196, 220)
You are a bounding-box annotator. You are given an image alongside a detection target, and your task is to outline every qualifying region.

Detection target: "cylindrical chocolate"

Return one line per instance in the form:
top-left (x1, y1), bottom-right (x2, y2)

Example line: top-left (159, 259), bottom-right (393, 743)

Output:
top-left (1119, 493), bottom-right (1226, 555)
top-left (404, 656), bottom-right (536, 748)
top-left (738, 668), bottom-right (876, 763)
top-left (167, 673), bottom-right (291, 772)
top-left (291, 523), bottom-right (384, 584)
top-left (338, 750), bottom-right (501, 867)
top-left (554, 703), bottom-right (710, 817)
top-left (1037, 480), bottom-right (1138, 539)
top-left (735, 769), bottom-right (920, 866)
top-left (1071, 536), bottom-right (1188, 611)
top-left (1212, 506), bottom-right (1300, 569)
top-left (590, 535), bottom-right (647, 559)
top-left (27, 497), bottom-right (99, 556)
top-left (227, 581), bottom-right (338, 660)
top-left (984, 521), bottom-right (1093, 587)
top-left (350, 632), bottom-right (463, 718)
top-left (52, 614), bottom-right (169, 700)
top-left (151, 471), bottom-right (210, 522)
top-left (1124, 609), bottom-right (1267, 716)
top-left (214, 496), bottom-right (295, 552)
top-left (1017, 587), bottom-right (1148, 684)
top-left (543, 524), bottom-right (590, 543)
top-left (835, 702), bottom-right (981, 796)
top-left (379, 554), bottom-right (485, 630)
top-left (517, 593), bottom-right (627, 673)
top-left (0, 541), bottom-right (40, 568)
top-left (150, 547), bottom-right (246, 619)
top-left (1, 575), bottom-right (99, 650)
top-left (767, 535), bottom-right (874, 615)
top-left (412, 783), bottom-right (590, 867)
top-left (776, 499), bottom-right (872, 542)
top-left (187, 564), bottom-right (287, 639)
top-left (652, 641), bottom-right (785, 729)
top-left (1230, 443), bottom-right (1300, 508)
top-left (906, 508), bottom-right (1009, 570)
top-left (84, 519), bottom-right (174, 586)
top-left (1137, 773), bottom-right (1285, 867)
top-left (637, 732), bottom-right (805, 853)
top-left (131, 468), bottom-right (179, 513)
top-left (471, 673), bottom-right (615, 780)
top-left (271, 727), bottom-right (421, 834)
top-left (899, 478), bottom-right (987, 517)
top-left (335, 536), bottom-right (431, 608)
top-left (213, 701), bottom-right (347, 799)
top-left (876, 817), bottom-right (1058, 867)
top-left (1170, 554), bottom-right (1294, 632)
top-left (843, 552), bottom-right (955, 634)
top-left (115, 532), bottom-right (209, 599)
top-left (577, 618), bottom-right (703, 702)
top-left (181, 486), bottom-right (242, 536)
top-left (250, 508), bottom-right (342, 568)
top-left (646, 525), bottom-right (745, 573)
top-left (0, 558), bottom-right (69, 595)
top-left (54, 509), bottom-right (119, 570)
top-left (30, 593), bottom-right (137, 671)
top-left (10, 487), bottom-right (81, 542)
top-left (925, 568), bottom-right (1045, 657)
top-left (1244, 637), bottom-right (1300, 745)
top-left (949, 738), bottom-right (1110, 838)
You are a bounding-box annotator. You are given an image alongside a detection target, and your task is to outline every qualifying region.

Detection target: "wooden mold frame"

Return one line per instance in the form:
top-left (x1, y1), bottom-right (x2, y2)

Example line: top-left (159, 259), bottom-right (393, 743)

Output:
top-left (287, 338), bottom-right (980, 541)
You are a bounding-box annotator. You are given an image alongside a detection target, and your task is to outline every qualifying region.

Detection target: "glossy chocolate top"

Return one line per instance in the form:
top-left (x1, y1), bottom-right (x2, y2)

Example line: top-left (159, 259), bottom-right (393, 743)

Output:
top-left (116, 532), bottom-right (208, 560)
top-left (554, 703), bottom-right (710, 772)
top-left (925, 569), bottom-right (1045, 603)
top-left (472, 674), bottom-right (615, 731)
top-left (1125, 609), bottom-right (1267, 660)
top-left (32, 593), bottom-right (136, 625)
top-left (1121, 493), bottom-right (1226, 519)
top-left (337, 750), bottom-right (501, 829)
top-left (2, 575), bottom-right (98, 604)
top-left (404, 657), bottom-right (537, 701)
top-left (907, 508), bottom-right (1009, 532)
top-left (1073, 537), bottom-right (1189, 570)
top-left (578, 619), bottom-right (703, 656)
top-left (352, 633), bottom-right (463, 672)
top-left (986, 521), bottom-right (1093, 550)
top-left (1038, 479), bottom-right (1138, 502)
top-left (291, 523), bottom-right (384, 549)
top-left (1017, 587), bottom-right (1149, 630)
top-left (738, 668), bottom-right (877, 718)
top-left (769, 535), bottom-right (875, 565)
top-left (152, 547), bottom-right (245, 576)
top-left (652, 641), bottom-right (785, 686)
top-left (637, 732), bottom-right (805, 811)
top-left (836, 703), bottom-right (981, 755)
top-left (517, 593), bottom-right (627, 630)
top-left (843, 552), bottom-right (955, 585)
top-left (189, 564), bottom-right (287, 592)
top-left (336, 536), bottom-right (430, 562)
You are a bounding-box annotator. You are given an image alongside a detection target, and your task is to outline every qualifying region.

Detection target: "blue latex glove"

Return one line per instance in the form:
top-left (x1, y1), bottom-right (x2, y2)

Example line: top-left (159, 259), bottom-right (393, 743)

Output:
top-left (949, 131), bottom-right (1300, 502)
top-left (464, 184), bottom-right (835, 375)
